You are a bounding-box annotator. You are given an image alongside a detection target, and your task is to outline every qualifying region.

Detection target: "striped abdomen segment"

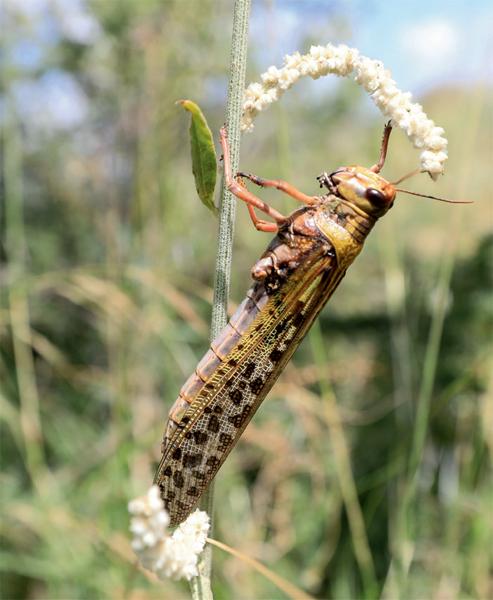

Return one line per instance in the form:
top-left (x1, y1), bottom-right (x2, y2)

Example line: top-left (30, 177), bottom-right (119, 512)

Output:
top-left (162, 283), bottom-right (269, 452)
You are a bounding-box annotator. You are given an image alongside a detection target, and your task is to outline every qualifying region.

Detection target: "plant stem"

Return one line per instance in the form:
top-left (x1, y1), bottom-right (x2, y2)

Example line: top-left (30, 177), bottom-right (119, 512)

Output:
top-left (4, 107), bottom-right (46, 486)
top-left (386, 86), bottom-right (486, 597)
top-left (206, 538), bottom-right (314, 600)
top-left (190, 1), bottom-right (251, 598)
top-left (309, 322), bottom-right (378, 599)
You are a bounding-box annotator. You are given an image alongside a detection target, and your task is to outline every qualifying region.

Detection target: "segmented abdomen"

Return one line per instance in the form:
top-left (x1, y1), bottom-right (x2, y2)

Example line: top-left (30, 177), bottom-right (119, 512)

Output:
top-left (162, 283), bottom-right (269, 452)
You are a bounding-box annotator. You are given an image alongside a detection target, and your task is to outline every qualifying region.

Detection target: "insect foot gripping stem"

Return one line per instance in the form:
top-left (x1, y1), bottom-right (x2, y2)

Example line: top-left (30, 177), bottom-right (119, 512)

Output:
top-left (220, 126), bottom-right (286, 224)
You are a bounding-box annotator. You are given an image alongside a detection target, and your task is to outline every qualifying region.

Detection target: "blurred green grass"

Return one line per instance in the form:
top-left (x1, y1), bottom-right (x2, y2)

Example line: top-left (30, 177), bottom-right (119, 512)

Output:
top-left (1, 2), bottom-right (492, 599)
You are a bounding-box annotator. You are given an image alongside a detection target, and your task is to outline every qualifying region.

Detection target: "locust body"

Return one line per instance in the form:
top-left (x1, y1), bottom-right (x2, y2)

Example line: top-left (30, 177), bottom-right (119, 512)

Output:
top-left (155, 125), bottom-right (397, 526)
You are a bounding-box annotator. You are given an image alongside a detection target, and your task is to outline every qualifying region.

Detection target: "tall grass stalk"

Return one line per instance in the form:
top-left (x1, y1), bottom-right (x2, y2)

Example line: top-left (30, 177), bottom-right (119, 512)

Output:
top-left (206, 538), bottom-right (314, 600)
top-left (309, 321), bottom-right (378, 598)
top-left (4, 111), bottom-right (46, 486)
top-left (385, 87), bottom-right (487, 594)
top-left (190, 1), bottom-right (251, 598)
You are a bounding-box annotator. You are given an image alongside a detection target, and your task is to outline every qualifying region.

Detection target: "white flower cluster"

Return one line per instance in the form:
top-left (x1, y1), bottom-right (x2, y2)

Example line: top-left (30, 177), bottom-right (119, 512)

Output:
top-left (241, 43), bottom-right (448, 179)
top-left (128, 486), bottom-right (210, 581)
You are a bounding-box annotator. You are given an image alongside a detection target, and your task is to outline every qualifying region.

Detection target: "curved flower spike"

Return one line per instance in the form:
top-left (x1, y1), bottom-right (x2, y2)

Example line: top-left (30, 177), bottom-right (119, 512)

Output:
top-left (241, 43), bottom-right (448, 180)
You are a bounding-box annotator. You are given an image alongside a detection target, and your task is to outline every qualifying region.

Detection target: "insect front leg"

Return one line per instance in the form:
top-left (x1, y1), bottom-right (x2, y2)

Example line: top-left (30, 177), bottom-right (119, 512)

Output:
top-left (237, 171), bottom-right (318, 205)
top-left (370, 121), bottom-right (392, 173)
top-left (220, 127), bottom-right (286, 225)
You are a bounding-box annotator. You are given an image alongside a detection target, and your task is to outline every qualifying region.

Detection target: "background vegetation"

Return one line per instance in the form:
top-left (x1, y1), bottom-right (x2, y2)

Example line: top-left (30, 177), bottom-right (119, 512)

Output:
top-left (1, 1), bottom-right (491, 599)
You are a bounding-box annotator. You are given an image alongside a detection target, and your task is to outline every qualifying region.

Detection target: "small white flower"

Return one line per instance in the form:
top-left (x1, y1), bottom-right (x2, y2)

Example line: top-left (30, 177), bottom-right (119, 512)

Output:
top-left (128, 486), bottom-right (210, 581)
top-left (284, 51), bottom-right (302, 70)
top-left (241, 42), bottom-right (448, 178)
top-left (261, 66), bottom-right (279, 85)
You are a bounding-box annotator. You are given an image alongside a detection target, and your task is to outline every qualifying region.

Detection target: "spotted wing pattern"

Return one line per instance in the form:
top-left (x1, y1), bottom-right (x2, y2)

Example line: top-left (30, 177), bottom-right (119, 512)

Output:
top-left (155, 237), bottom-right (346, 525)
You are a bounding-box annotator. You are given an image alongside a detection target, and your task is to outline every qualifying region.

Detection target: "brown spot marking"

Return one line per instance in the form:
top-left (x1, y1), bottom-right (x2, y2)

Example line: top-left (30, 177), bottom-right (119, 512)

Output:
top-left (269, 348), bottom-right (283, 363)
top-left (171, 447), bottom-right (182, 460)
top-left (228, 358), bottom-right (238, 367)
top-left (224, 378), bottom-right (233, 387)
top-left (181, 416), bottom-right (190, 424)
top-left (229, 405), bottom-right (252, 428)
top-left (229, 414), bottom-right (242, 428)
top-left (250, 377), bottom-right (264, 394)
top-left (213, 405), bottom-right (223, 414)
top-left (243, 362), bottom-right (256, 378)
top-left (204, 406), bottom-right (212, 414)
top-left (205, 382), bottom-right (215, 390)
top-left (237, 344), bottom-right (244, 351)
top-left (165, 490), bottom-right (176, 501)
top-left (218, 432), bottom-right (233, 452)
top-left (173, 471), bottom-right (185, 488)
top-left (207, 414), bottom-right (220, 433)
top-left (217, 368), bottom-right (226, 375)
top-left (229, 389), bottom-right (243, 405)
top-left (163, 466), bottom-right (172, 477)
top-left (274, 321), bottom-right (287, 336)
top-left (183, 453), bottom-right (202, 468)
top-left (184, 432), bottom-right (192, 439)
top-left (192, 470), bottom-right (207, 480)
top-left (187, 486), bottom-right (200, 497)
top-left (193, 430), bottom-right (208, 445)
top-left (238, 380), bottom-right (247, 390)
top-left (206, 456), bottom-right (220, 469)
top-left (292, 312), bottom-right (305, 327)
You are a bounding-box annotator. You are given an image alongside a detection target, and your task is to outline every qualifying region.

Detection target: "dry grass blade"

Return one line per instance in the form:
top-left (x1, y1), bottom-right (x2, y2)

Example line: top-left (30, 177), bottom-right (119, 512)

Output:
top-left (206, 537), bottom-right (314, 600)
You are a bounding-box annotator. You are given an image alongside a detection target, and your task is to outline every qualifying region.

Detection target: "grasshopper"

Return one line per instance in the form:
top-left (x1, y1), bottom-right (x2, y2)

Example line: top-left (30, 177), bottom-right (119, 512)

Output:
top-left (155, 123), bottom-right (461, 526)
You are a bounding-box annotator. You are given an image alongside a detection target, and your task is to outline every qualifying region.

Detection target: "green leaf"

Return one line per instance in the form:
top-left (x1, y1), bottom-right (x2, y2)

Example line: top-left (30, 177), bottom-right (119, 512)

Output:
top-left (178, 99), bottom-right (218, 215)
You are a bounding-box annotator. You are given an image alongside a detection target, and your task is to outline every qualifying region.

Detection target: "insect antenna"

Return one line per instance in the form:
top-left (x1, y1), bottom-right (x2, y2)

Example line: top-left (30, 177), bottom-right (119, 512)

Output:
top-left (391, 168), bottom-right (421, 185)
top-left (395, 188), bottom-right (474, 204)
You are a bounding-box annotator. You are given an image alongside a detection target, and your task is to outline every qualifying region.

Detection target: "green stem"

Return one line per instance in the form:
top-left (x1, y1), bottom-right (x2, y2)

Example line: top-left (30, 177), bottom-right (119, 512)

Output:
top-left (309, 322), bottom-right (378, 598)
top-left (394, 247), bottom-right (455, 582)
top-left (409, 252), bottom-right (454, 479)
top-left (190, 1), bottom-right (251, 598)
top-left (4, 107), bottom-right (46, 485)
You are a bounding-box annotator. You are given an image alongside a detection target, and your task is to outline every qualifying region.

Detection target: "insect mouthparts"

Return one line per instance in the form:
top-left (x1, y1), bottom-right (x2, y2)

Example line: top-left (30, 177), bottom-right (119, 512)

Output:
top-left (317, 169), bottom-right (344, 191)
top-left (316, 172), bottom-right (330, 189)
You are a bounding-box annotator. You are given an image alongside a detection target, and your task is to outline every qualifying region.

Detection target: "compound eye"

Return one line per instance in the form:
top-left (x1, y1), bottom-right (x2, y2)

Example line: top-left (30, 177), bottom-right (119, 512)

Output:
top-left (365, 187), bottom-right (387, 205)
